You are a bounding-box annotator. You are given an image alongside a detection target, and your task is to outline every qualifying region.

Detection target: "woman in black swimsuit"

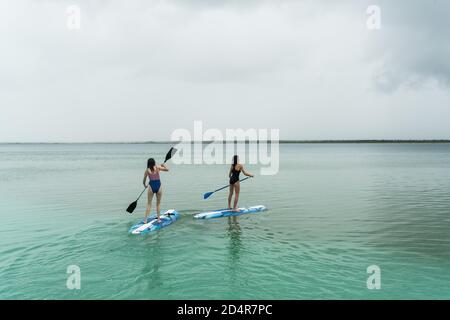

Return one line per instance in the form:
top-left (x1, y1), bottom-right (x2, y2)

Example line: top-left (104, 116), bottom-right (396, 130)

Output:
top-left (228, 155), bottom-right (254, 211)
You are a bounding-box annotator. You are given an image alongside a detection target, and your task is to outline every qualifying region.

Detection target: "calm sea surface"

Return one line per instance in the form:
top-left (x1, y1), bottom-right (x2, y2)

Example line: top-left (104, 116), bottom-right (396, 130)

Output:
top-left (1, 143), bottom-right (450, 299)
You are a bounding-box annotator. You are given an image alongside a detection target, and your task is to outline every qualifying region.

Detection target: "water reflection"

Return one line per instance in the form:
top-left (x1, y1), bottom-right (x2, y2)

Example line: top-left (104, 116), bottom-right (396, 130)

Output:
top-left (141, 234), bottom-right (163, 291)
top-left (226, 217), bottom-right (243, 276)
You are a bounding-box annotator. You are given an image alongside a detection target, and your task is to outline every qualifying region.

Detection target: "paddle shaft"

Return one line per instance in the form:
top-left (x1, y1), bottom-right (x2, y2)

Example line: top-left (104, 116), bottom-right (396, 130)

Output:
top-left (213, 176), bottom-right (251, 193)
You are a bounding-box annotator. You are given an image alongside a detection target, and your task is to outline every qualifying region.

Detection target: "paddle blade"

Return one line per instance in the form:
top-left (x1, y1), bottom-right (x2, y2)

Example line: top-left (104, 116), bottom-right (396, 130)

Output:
top-left (126, 200), bottom-right (138, 213)
top-left (203, 192), bottom-right (214, 200)
top-left (164, 147), bottom-right (177, 163)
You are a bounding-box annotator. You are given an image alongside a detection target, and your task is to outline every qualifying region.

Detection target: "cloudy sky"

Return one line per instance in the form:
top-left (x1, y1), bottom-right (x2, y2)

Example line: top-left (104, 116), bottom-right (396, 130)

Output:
top-left (1, 0), bottom-right (449, 142)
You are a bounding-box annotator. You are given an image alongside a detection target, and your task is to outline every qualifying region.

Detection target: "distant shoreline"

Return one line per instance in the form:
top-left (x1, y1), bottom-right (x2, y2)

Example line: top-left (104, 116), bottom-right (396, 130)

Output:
top-left (1, 140), bottom-right (450, 144)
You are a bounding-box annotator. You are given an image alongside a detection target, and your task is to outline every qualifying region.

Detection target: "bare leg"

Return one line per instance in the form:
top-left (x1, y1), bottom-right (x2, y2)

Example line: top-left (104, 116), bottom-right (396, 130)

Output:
top-left (144, 189), bottom-right (154, 224)
top-left (233, 182), bottom-right (240, 211)
top-left (228, 184), bottom-right (234, 209)
top-left (156, 187), bottom-right (162, 223)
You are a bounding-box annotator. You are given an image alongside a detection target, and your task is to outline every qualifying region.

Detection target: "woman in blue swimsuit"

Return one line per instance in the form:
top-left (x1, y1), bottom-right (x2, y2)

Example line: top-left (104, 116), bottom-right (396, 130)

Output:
top-left (228, 155), bottom-right (254, 211)
top-left (142, 158), bottom-right (169, 223)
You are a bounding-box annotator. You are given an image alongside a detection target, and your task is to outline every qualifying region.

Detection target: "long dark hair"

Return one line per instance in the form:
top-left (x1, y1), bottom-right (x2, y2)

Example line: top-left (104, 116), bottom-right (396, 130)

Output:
top-left (147, 158), bottom-right (156, 172)
top-left (232, 155), bottom-right (238, 169)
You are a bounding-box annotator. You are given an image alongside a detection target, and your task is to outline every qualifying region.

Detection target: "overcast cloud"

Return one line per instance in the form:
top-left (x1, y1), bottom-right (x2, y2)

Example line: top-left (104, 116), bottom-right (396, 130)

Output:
top-left (0, 0), bottom-right (449, 142)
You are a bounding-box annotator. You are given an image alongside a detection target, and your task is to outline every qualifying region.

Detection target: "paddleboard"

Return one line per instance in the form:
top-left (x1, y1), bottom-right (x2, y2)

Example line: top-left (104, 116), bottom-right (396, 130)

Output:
top-left (193, 205), bottom-right (267, 220)
top-left (129, 209), bottom-right (179, 235)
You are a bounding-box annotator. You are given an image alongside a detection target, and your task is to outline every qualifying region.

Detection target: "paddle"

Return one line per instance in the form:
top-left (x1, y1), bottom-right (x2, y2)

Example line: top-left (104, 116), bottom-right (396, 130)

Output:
top-left (126, 147), bottom-right (177, 213)
top-left (203, 176), bottom-right (252, 200)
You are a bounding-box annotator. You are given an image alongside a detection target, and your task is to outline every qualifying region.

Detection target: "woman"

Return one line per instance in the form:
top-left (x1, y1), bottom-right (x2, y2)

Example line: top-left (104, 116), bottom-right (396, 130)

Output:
top-left (142, 158), bottom-right (169, 224)
top-left (228, 155), bottom-right (254, 211)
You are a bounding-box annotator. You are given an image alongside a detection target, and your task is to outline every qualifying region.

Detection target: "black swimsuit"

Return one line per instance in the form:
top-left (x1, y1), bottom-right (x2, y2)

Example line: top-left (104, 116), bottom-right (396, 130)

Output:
top-left (229, 167), bottom-right (241, 185)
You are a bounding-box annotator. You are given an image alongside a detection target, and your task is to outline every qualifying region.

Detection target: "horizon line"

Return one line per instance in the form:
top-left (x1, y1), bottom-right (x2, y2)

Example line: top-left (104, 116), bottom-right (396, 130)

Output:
top-left (2, 139), bottom-right (450, 144)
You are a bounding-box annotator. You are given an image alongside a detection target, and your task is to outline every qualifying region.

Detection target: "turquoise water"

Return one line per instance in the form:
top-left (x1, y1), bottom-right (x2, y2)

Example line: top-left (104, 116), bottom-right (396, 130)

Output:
top-left (1, 143), bottom-right (450, 299)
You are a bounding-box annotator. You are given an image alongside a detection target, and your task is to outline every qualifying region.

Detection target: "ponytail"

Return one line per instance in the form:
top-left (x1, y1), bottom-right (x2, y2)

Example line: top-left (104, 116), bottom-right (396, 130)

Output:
top-left (232, 155), bottom-right (238, 169)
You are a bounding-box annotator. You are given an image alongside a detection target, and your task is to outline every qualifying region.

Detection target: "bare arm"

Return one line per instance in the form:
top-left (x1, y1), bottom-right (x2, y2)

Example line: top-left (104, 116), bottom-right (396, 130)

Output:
top-left (143, 170), bottom-right (148, 187)
top-left (241, 166), bottom-right (254, 178)
top-left (229, 165), bottom-right (233, 178)
top-left (158, 164), bottom-right (169, 172)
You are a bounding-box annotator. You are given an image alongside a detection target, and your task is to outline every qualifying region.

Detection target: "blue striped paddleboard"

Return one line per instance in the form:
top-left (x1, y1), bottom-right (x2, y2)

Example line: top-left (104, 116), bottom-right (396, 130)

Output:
top-left (129, 209), bottom-right (179, 235)
top-left (193, 205), bottom-right (267, 220)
